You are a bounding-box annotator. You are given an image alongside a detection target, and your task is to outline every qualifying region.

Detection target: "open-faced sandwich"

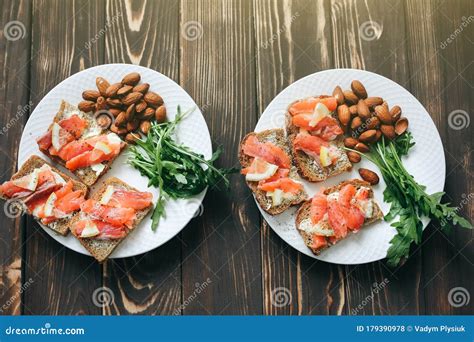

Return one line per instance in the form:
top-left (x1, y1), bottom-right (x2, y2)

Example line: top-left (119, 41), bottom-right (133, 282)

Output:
top-left (296, 179), bottom-right (383, 254)
top-left (286, 96), bottom-right (352, 182)
top-left (0, 155), bottom-right (87, 235)
top-left (239, 128), bottom-right (307, 215)
top-left (70, 177), bottom-right (153, 262)
top-left (36, 100), bottom-right (126, 186)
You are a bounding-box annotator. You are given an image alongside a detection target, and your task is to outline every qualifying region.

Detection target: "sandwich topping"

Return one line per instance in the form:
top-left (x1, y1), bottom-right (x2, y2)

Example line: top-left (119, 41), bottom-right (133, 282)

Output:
top-left (241, 135), bottom-right (303, 207)
top-left (37, 110), bottom-right (123, 173)
top-left (300, 184), bottom-right (375, 251)
top-left (72, 185), bottom-right (152, 240)
top-left (289, 96), bottom-right (345, 167)
top-left (0, 164), bottom-right (86, 225)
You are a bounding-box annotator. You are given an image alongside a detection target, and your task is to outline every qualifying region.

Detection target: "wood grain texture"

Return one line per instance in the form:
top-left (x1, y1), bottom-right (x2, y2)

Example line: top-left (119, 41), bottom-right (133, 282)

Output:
top-left (179, 0), bottom-right (263, 314)
top-left (22, 0), bottom-right (103, 315)
top-left (404, 0), bottom-right (473, 315)
top-left (254, 0), bottom-right (347, 315)
top-left (102, 0), bottom-right (182, 315)
top-left (330, 0), bottom-right (423, 315)
top-left (0, 0), bottom-right (31, 315)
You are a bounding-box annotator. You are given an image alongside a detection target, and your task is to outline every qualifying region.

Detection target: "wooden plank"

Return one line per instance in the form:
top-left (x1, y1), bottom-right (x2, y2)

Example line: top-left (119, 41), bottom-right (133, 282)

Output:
top-left (22, 0), bottom-right (103, 315)
top-left (330, 0), bottom-right (424, 315)
top-left (254, 0), bottom-right (347, 315)
top-left (0, 0), bottom-right (31, 315)
top-left (179, 0), bottom-right (263, 314)
top-left (404, 0), bottom-right (473, 315)
top-left (102, 0), bottom-right (182, 315)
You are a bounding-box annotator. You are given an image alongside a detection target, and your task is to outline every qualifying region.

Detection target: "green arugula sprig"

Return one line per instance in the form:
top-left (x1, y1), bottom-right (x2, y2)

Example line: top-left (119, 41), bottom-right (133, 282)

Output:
top-left (350, 132), bottom-right (472, 267)
top-left (128, 106), bottom-right (236, 230)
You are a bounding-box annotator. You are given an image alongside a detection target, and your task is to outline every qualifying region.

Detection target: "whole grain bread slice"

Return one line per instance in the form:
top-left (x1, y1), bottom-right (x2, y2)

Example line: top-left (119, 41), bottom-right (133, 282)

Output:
top-left (285, 95), bottom-right (352, 182)
top-left (69, 177), bottom-right (153, 262)
top-left (296, 179), bottom-right (383, 255)
top-left (0, 155), bottom-right (88, 235)
top-left (238, 128), bottom-right (307, 215)
top-left (37, 100), bottom-right (127, 186)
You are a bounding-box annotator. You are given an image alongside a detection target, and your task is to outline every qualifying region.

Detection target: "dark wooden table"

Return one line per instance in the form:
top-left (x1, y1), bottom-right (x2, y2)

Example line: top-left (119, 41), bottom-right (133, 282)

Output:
top-left (0, 0), bottom-right (472, 315)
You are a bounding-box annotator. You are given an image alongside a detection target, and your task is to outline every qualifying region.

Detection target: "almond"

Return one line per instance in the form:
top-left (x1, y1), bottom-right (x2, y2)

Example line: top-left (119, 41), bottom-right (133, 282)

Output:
top-left (109, 108), bottom-right (122, 118)
top-left (349, 105), bottom-right (358, 116)
top-left (144, 92), bottom-right (163, 108)
top-left (366, 116), bottom-right (380, 129)
top-left (142, 107), bottom-right (155, 120)
top-left (365, 97), bottom-right (383, 108)
top-left (105, 83), bottom-right (122, 98)
top-left (390, 105), bottom-right (402, 122)
top-left (374, 105), bottom-right (392, 124)
top-left (115, 112), bottom-right (127, 127)
top-left (106, 98), bottom-right (123, 108)
top-left (337, 104), bottom-right (350, 126)
top-left (374, 129), bottom-right (382, 142)
top-left (96, 77), bottom-right (110, 96)
top-left (394, 117), bottom-right (408, 135)
top-left (358, 168), bottom-right (379, 185)
top-left (351, 80), bottom-right (367, 99)
top-left (125, 133), bottom-right (138, 144)
top-left (122, 92), bottom-right (143, 106)
top-left (135, 100), bottom-right (147, 113)
top-left (357, 100), bottom-right (371, 120)
top-left (347, 151), bottom-right (361, 163)
top-left (332, 86), bottom-right (345, 105)
top-left (96, 96), bottom-right (107, 111)
top-left (382, 101), bottom-right (389, 112)
top-left (140, 120), bottom-right (152, 134)
top-left (122, 72), bottom-right (141, 86)
top-left (133, 83), bottom-right (150, 94)
top-left (359, 129), bottom-right (377, 143)
top-left (126, 120), bottom-right (139, 132)
top-left (351, 116), bottom-right (362, 130)
top-left (110, 123), bottom-right (128, 135)
top-left (117, 85), bottom-right (133, 96)
top-left (124, 104), bottom-right (135, 122)
top-left (355, 142), bottom-right (370, 153)
top-left (155, 105), bottom-right (167, 123)
top-left (380, 124), bottom-right (396, 140)
top-left (78, 100), bottom-right (96, 113)
top-left (343, 90), bottom-right (359, 105)
top-left (82, 90), bottom-right (100, 101)
top-left (344, 137), bottom-right (359, 149)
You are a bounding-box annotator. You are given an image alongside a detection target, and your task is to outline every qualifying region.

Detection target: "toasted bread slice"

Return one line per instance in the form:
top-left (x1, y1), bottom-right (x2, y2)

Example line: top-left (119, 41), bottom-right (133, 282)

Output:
top-left (0, 155), bottom-right (88, 235)
top-left (286, 95), bottom-right (352, 182)
top-left (37, 100), bottom-right (126, 186)
top-left (69, 177), bottom-right (153, 262)
top-left (238, 129), bottom-right (307, 215)
top-left (296, 179), bottom-right (383, 255)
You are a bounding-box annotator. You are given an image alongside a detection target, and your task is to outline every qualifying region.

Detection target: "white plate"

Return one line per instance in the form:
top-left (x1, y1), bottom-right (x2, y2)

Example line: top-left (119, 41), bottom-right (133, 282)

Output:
top-left (255, 69), bottom-right (445, 264)
top-left (19, 64), bottom-right (212, 258)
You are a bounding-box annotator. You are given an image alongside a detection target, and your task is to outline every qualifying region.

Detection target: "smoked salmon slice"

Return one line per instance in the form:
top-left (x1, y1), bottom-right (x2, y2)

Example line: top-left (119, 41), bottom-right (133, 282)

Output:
top-left (257, 177), bottom-right (303, 194)
top-left (292, 115), bottom-right (343, 140)
top-left (59, 114), bottom-right (87, 139)
top-left (288, 97), bottom-right (338, 115)
top-left (310, 234), bottom-right (328, 250)
top-left (106, 189), bottom-right (153, 210)
top-left (73, 219), bottom-right (127, 240)
top-left (293, 133), bottom-right (329, 158)
top-left (242, 135), bottom-right (291, 168)
top-left (36, 114), bottom-right (88, 151)
top-left (80, 199), bottom-right (136, 228)
top-left (57, 140), bottom-right (94, 161)
top-left (310, 193), bottom-right (327, 224)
